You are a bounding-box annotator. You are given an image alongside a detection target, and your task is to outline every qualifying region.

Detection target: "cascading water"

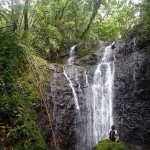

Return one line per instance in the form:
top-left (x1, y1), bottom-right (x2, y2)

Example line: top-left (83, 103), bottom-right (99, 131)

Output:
top-left (68, 45), bottom-right (76, 65)
top-left (63, 45), bottom-right (80, 110)
top-left (63, 45), bottom-right (91, 149)
top-left (63, 66), bottom-right (80, 110)
top-left (90, 44), bottom-right (115, 148)
top-left (63, 43), bottom-right (115, 149)
top-left (50, 43), bottom-right (115, 150)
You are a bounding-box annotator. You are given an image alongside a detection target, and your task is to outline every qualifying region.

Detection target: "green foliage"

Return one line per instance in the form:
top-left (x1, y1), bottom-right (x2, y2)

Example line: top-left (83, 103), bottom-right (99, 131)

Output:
top-left (0, 0), bottom-right (150, 149)
top-left (95, 139), bottom-right (127, 150)
top-left (138, 0), bottom-right (150, 38)
top-left (0, 31), bottom-right (47, 150)
top-left (1, 0), bottom-right (147, 60)
top-left (92, 19), bottom-right (119, 41)
top-left (1, 88), bottom-right (47, 150)
top-left (0, 31), bottom-right (27, 83)
top-left (76, 40), bottom-right (98, 58)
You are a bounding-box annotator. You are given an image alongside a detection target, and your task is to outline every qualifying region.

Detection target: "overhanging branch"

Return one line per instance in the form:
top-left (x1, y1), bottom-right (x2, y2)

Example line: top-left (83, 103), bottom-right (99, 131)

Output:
top-left (81, 0), bottom-right (102, 39)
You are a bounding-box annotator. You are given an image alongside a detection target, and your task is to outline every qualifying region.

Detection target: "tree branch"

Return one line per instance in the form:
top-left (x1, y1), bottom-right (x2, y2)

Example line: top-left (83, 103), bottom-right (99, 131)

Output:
top-left (81, 0), bottom-right (102, 39)
top-left (23, 0), bottom-right (29, 31)
top-left (59, 0), bottom-right (70, 20)
top-left (29, 0), bottom-right (40, 29)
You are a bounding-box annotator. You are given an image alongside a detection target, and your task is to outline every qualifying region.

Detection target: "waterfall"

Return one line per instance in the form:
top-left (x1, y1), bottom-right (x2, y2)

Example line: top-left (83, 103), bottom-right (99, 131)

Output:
top-left (63, 66), bottom-right (80, 110)
top-left (90, 44), bottom-right (115, 147)
top-left (63, 45), bottom-right (80, 110)
top-left (133, 37), bottom-right (136, 46)
top-left (68, 45), bottom-right (76, 65)
top-left (63, 44), bottom-right (115, 149)
top-left (84, 69), bottom-right (89, 86)
top-left (51, 43), bottom-right (115, 149)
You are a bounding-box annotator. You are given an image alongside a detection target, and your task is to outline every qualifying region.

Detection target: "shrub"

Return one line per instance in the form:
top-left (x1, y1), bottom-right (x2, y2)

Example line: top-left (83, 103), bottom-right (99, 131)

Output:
top-left (95, 139), bottom-right (127, 150)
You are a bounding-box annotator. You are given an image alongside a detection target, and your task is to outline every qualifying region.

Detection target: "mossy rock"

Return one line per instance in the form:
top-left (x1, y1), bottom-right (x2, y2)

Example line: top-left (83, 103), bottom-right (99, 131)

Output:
top-left (75, 53), bottom-right (97, 66)
top-left (95, 139), bottom-right (128, 150)
top-left (76, 40), bottom-right (98, 59)
top-left (75, 40), bottom-right (98, 66)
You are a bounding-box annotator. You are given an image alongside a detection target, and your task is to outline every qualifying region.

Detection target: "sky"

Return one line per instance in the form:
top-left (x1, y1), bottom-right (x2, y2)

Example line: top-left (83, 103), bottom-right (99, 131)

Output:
top-left (116, 0), bottom-right (142, 4)
top-left (133, 0), bottom-right (142, 4)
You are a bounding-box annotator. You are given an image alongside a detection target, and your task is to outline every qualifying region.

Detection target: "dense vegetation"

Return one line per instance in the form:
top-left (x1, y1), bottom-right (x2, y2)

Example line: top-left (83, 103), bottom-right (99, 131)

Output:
top-left (0, 0), bottom-right (149, 149)
top-left (95, 139), bottom-right (127, 150)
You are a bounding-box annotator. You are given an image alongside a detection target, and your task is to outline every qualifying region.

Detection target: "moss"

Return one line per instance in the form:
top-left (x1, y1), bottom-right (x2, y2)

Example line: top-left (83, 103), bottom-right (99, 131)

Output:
top-left (95, 139), bottom-right (128, 150)
top-left (0, 32), bottom-right (55, 150)
top-left (76, 40), bottom-right (98, 59)
top-left (14, 127), bottom-right (47, 150)
top-left (76, 54), bottom-right (97, 67)
top-left (10, 86), bottom-right (47, 150)
top-left (0, 55), bottom-right (49, 150)
top-left (18, 55), bottom-right (49, 100)
top-left (14, 56), bottom-right (48, 150)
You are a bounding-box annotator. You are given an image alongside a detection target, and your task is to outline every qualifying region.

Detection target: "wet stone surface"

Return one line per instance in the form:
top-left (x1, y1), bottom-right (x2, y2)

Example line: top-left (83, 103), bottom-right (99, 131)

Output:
top-left (38, 39), bottom-right (150, 150)
top-left (114, 44), bottom-right (150, 148)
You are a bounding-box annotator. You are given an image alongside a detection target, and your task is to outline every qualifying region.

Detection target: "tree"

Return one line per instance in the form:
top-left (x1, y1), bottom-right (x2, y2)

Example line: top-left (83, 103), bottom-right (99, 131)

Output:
top-left (24, 0), bottom-right (29, 31)
top-left (81, 0), bottom-right (103, 39)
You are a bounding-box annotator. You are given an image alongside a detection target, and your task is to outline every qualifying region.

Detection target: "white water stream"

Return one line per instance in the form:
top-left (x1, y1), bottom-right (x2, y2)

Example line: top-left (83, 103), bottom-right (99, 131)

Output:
top-left (68, 45), bottom-right (76, 65)
top-left (91, 44), bottom-right (115, 147)
top-left (63, 45), bottom-right (80, 110)
top-left (63, 43), bottom-right (115, 149)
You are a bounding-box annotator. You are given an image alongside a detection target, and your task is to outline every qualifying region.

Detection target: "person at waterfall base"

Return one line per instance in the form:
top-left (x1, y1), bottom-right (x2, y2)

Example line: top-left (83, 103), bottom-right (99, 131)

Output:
top-left (109, 125), bottom-right (119, 142)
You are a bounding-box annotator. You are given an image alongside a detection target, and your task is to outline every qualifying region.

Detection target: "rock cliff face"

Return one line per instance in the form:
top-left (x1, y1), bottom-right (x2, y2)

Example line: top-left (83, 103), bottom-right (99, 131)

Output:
top-left (47, 65), bottom-right (77, 150)
top-left (38, 39), bottom-right (150, 150)
top-left (114, 44), bottom-right (150, 148)
top-left (41, 64), bottom-right (90, 150)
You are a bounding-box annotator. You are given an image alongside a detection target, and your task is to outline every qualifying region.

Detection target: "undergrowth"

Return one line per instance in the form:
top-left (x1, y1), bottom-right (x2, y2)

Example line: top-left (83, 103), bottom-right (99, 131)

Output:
top-left (0, 31), bottom-right (48, 150)
top-left (95, 139), bottom-right (127, 150)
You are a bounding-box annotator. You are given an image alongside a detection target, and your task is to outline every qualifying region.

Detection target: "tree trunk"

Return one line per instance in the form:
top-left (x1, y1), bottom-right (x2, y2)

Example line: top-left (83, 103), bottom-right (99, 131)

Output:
top-left (59, 0), bottom-right (70, 20)
top-left (11, 0), bottom-right (17, 32)
top-left (24, 0), bottom-right (29, 31)
top-left (29, 0), bottom-right (40, 29)
top-left (81, 0), bottom-right (102, 39)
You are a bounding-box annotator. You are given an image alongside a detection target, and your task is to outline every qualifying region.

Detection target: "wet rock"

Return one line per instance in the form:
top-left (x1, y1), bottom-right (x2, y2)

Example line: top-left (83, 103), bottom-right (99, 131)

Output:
top-left (114, 44), bottom-right (150, 148)
top-left (38, 37), bottom-right (150, 150)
